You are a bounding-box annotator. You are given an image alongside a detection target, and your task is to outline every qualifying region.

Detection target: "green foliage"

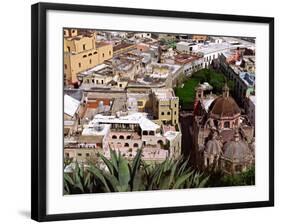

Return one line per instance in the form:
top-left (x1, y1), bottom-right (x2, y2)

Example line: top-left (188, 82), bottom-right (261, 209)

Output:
top-left (175, 78), bottom-right (199, 110)
top-left (145, 157), bottom-right (209, 190)
top-left (175, 68), bottom-right (228, 109)
top-left (63, 150), bottom-right (209, 194)
top-left (221, 167), bottom-right (255, 186)
top-left (207, 166), bottom-right (255, 187)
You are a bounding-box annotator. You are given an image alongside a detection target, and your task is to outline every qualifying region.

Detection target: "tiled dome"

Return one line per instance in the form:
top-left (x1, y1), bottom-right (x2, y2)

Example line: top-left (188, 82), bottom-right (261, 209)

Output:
top-left (209, 96), bottom-right (241, 119)
top-left (223, 139), bottom-right (251, 162)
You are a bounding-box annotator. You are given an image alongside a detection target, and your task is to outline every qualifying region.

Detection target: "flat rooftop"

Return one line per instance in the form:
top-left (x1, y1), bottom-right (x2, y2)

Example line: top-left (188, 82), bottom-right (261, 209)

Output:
top-left (152, 88), bottom-right (176, 100)
top-left (92, 112), bottom-right (160, 131)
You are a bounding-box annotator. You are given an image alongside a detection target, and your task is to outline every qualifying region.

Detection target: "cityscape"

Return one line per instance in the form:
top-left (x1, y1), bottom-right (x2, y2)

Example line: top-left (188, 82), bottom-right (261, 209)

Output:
top-left (63, 28), bottom-right (255, 194)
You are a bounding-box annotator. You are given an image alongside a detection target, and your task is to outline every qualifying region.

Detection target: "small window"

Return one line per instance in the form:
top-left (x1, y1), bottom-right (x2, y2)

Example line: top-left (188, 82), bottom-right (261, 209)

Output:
top-left (64, 31), bottom-right (66, 35)
top-left (174, 111), bottom-right (177, 115)
top-left (65, 153), bottom-right (69, 157)
top-left (67, 46), bottom-right (70, 52)
top-left (89, 59), bottom-right (92, 64)
top-left (161, 112), bottom-right (165, 115)
top-left (119, 84), bottom-right (122, 88)
top-left (83, 55), bottom-right (87, 58)
top-left (72, 29), bottom-right (75, 33)
top-left (64, 64), bottom-right (67, 69)
top-left (86, 153), bottom-right (90, 157)
top-left (167, 112), bottom-right (171, 115)
top-left (119, 135), bottom-right (124, 139)
top-left (88, 53), bottom-right (92, 56)
top-left (112, 135), bottom-right (117, 139)
top-left (224, 121), bottom-right (230, 128)
top-left (109, 50), bottom-right (111, 56)
top-left (102, 53), bottom-right (105, 58)
top-left (137, 101), bottom-right (143, 106)
top-left (133, 143), bottom-right (139, 148)
top-left (175, 104), bottom-right (177, 107)
top-left (93, 51), bottom-right (98, 54)
top-left (78, 62), bottom-right (81, 68)
top-left (77, 153), bottom-right (82, 156)
top-left (126, 136), bottom-right (131, 139)
top-left (124, 143), bottom-right (129, 147)
top-left (83, 44), bottom-right (86, 50)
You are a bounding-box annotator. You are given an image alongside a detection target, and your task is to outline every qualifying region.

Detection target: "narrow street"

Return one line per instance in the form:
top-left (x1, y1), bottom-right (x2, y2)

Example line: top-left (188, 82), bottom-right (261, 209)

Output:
top-left (179, 111), bottom-right (195, 164)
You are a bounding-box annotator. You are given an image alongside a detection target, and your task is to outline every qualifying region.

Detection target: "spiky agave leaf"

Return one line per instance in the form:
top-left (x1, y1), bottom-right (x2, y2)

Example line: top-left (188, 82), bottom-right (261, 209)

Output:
top-left (118, 155), bottom-right (130, 191)
top-left (87, 165), bottom-right (111, 192)
top-left (129, 149), bottom-right (142, 190)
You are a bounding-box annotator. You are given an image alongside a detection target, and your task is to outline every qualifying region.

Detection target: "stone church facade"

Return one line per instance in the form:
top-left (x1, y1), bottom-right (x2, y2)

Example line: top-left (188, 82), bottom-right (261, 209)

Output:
top-left (193, 83), bottom-right (255, 174)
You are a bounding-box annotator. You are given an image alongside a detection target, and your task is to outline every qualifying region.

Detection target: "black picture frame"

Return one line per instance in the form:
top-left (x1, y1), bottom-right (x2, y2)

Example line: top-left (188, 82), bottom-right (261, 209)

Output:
top-left (31, 2), bottom-right (274, 222)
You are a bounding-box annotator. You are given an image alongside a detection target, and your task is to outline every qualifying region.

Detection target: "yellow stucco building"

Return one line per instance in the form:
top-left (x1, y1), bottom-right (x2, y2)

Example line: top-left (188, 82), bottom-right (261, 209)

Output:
top-left (64, 28), bottom-right (113, 84)
top-left (151, 88), bottom-right (179, 126)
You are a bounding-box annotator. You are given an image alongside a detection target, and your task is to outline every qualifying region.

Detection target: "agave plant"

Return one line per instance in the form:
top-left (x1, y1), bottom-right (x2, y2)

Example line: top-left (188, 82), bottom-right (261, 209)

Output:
top-left (145, 157), bottom-right (209, 190)
top-left (63, 149), bottom-right (209, 194)
top-left (64, 162), bottom-right (94, 194)
top-left (87, 149), bottom-right (146, 192)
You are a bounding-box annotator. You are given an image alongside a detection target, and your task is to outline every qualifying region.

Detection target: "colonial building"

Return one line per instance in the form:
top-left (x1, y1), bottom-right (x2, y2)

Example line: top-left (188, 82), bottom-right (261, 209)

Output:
top-left (151, 88), bottom-right (179, 125)
top-left (219, 48), bottom-right (255, 106)
top-left (65, 112), bottom-right (182, 163)
top-left (193, 83), bottom-right (255, 174)
top-left (64, 29), bottom-right (113, 85)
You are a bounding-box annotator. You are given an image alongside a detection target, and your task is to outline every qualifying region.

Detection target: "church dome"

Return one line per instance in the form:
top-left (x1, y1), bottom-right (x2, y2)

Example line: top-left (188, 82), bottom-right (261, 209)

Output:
top-left (208, 83), bottom-right (241, 119)
top-left (223, 139), bottom-right (251, 162)
top-left (209, 96), bottom-right (240, 119)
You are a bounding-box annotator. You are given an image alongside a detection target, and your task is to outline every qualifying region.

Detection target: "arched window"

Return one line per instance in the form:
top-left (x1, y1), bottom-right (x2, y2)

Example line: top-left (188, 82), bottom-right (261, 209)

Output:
top-left (112, 135), bottom-right (117, 139)
top-left (167, 111), bottom-right (171, 115)
top-left (161, 112), bottom-right (165, 116)
top-left (157, 140), bottom-right (163, 146)
top-left (143, 131), bottom-right (148, 136)
top-left (126, 135), bottom-right (131, 139)
top-left (119, 135), bottom-right (124, 139)
top-left (88, 53), bottom-right (92, 56)
top-left (149, 131), bottom-right (154, 136)
top-left (124, 143), bottom-right (129, 147)
top-left (224, 121), bottom-right (230, 128)
top-left (133, 143), bottom-right (139, 148)
top-left (83, 55), bottom-right (87, 58)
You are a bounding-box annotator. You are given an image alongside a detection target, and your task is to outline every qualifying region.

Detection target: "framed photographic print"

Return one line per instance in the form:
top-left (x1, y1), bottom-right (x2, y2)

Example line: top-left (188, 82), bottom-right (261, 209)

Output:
top-left (31, 2), bottom-right (274, 222)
